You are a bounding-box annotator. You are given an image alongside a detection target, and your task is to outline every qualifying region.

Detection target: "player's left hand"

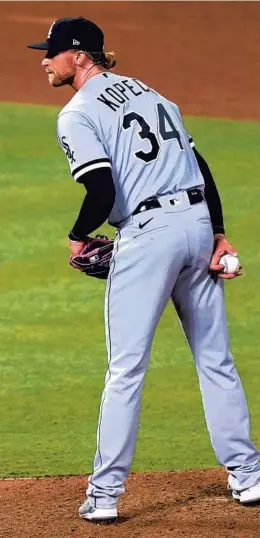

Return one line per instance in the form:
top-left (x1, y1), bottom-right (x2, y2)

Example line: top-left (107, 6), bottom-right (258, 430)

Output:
top-left (68, 238), bottom-right (85, 257)
top-left (69, 235), bottom-right (114, 279)
top-left (210, 234), bottom-right (242, 280)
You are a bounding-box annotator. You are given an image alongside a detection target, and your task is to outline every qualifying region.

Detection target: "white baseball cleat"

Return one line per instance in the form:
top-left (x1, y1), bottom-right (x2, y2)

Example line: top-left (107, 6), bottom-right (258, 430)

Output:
top-left (79, 499), bottom-right (118, 522)
top-left (228, 474), bottom-right (260, 504)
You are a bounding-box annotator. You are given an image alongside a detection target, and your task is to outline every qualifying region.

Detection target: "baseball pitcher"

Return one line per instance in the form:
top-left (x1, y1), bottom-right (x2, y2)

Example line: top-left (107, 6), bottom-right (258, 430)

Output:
top-left (28, 17), bottom-right (260, 522)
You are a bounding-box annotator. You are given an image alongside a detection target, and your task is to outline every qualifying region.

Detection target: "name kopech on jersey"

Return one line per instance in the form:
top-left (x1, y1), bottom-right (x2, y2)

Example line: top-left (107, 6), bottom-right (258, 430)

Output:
top-left (96, 77), bottom-right (150, 111)
top-left (56, 72), bottom-right (203, 224)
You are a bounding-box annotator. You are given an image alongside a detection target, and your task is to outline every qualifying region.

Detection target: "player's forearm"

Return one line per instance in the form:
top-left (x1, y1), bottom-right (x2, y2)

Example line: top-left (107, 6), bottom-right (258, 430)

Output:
top-left (193, 148), bottom-right (225, 235)
top-left (68, 168), bottom-right (115, 241)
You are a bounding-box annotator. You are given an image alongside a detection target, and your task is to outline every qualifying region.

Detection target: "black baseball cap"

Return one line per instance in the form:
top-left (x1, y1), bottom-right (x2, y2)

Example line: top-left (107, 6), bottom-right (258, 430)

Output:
top-left (27, 17), bottom-right (104, 58)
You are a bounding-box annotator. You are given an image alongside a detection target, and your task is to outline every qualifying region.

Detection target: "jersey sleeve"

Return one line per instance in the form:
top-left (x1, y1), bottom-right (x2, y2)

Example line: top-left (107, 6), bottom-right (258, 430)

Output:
top-left (57, 111), bottom-right (111, 182)
top-left (172, 102), bottom-right (195, 148)
top-left (184, 128), bottom-right (195, 148)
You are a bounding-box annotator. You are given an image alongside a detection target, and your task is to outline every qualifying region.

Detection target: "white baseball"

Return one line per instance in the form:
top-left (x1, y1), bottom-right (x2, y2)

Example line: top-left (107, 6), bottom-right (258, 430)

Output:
top-left (219, 254), bottom-right (240, 274)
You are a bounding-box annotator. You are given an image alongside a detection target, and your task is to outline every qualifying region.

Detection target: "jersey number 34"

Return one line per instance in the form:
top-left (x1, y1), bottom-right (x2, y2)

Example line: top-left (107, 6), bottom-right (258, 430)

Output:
top-left (123, 103), bottom-right (183, 163)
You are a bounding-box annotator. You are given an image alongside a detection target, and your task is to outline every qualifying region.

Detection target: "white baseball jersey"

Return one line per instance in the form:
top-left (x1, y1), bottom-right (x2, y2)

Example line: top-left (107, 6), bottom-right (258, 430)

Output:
top-left (57, 72), bottom-right (204, 224)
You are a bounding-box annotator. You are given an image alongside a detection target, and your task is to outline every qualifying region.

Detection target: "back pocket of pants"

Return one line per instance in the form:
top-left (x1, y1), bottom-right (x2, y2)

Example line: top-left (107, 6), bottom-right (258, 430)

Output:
top-left (197, 218), bottom-right (214, 264)
top-left (133, 224), bottom-right (168, 239)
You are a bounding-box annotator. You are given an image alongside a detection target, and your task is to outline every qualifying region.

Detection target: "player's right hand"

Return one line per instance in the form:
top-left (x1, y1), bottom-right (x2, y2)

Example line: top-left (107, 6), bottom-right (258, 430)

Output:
top-left (210, 234), bottom-right (242, 280)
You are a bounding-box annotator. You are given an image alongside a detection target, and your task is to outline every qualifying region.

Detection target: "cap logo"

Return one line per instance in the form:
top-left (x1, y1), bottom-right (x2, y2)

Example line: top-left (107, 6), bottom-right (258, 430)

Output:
top-left (73, 39), bottom-right (80, 46)
top-left (47, 21), bottom-right (56, 39)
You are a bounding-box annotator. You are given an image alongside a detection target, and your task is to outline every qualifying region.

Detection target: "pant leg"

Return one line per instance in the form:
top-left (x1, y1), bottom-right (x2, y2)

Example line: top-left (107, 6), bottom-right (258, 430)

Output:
top-left (171, 214), bottom-right (260, 489)
top-left (87, 216), bottom-right (188, 507)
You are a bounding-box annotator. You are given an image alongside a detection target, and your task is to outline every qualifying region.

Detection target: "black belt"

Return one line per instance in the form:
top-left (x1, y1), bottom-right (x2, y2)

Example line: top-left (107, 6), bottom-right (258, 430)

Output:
top-left (132, 188), bottom-right (204, 216)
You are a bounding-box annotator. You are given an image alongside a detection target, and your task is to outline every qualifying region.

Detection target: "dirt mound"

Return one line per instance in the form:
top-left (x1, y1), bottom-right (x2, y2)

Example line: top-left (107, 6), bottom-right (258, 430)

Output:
top-left (1, 469), bottom-right (260, 538)
top-left (1, 1), bottom-right (260, 120)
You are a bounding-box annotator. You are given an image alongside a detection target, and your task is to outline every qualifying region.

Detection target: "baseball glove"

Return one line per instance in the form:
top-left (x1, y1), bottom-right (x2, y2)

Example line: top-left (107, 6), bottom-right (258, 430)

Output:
top-left (69, 235), bottom-right (114, 279)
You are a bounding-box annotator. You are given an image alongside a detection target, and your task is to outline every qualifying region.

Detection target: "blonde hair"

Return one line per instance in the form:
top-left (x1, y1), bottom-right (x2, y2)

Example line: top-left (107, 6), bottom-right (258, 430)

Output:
top-left (85, 51), bottom-right (116, 70)
top-left (103, 52), bottom-right (116, 69)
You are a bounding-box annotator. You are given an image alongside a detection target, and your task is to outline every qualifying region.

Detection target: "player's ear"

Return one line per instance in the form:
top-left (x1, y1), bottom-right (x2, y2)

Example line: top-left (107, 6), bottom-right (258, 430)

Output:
top-left (75, 51), bottom-right (87, 67)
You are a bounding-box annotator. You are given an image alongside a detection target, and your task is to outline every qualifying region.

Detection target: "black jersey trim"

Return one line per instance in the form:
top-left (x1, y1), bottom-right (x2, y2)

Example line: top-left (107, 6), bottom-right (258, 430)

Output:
top-left (72, 158), bottom-right (111, 180)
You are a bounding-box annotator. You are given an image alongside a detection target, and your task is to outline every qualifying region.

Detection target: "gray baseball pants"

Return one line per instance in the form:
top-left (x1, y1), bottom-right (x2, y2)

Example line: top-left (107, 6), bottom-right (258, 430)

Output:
top-left (87, 192), bottom-right (260, 507)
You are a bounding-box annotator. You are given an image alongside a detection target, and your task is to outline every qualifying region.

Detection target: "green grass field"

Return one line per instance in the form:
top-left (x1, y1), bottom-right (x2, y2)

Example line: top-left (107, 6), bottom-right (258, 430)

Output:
top-left (0, 103), bottom-right (260, 478)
